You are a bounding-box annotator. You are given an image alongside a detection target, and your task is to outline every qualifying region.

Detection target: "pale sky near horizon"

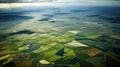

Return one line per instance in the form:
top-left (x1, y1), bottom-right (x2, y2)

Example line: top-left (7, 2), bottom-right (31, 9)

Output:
top-left (0, 0), bottom-right (119, 3)
top-left (0, 0), bottom-right (119, 9)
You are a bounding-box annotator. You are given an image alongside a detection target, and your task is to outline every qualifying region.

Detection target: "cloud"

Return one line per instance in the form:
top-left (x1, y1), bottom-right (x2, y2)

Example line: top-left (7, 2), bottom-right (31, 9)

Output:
top-left (0, 0), bottom-right (120, 3)
top-left (0, 0), bottom-right (119, 7)
top-left (55, 0), bottom-right (120, 2)
top-left (0, 0), bottom-right (54, 3)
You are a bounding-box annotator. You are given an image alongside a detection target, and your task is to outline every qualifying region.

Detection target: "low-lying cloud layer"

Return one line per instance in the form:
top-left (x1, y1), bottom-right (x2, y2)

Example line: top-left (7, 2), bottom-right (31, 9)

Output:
top-left (0, 0), bottom-right (53, 3)
top-left (0, 0), bottom-right (120, 3)
top-left (0, 0), bottom-right (119, 8)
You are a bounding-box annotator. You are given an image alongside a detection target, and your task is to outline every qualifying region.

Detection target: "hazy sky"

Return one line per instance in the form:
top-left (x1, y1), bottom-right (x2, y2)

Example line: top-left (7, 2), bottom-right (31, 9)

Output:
top-left (0, 0), bottom-right (119, 9)
top-left (0, 0), bottom-right (120, 3)
top-left (56, 0), bottom-right (120, 2)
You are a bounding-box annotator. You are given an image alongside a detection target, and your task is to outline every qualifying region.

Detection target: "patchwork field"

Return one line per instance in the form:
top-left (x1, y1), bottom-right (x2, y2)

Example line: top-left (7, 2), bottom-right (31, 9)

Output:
top-left (0, 6), bottom-right (120, 67)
